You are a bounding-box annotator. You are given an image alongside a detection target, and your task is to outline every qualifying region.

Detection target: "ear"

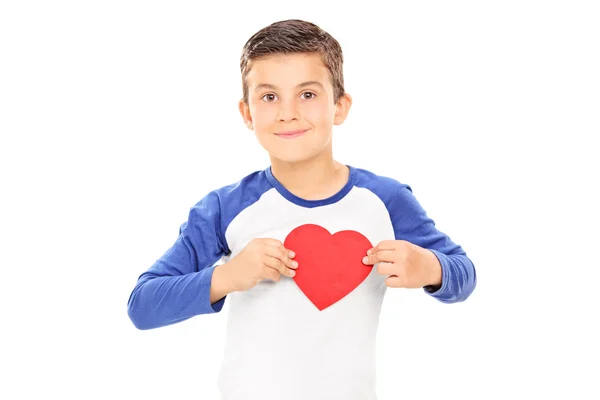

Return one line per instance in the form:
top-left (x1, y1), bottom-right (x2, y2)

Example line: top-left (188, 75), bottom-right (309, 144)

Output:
top-left (239, 99), bottom-right (253, 130)
top-left (333, 92), bottom-right (352, 126)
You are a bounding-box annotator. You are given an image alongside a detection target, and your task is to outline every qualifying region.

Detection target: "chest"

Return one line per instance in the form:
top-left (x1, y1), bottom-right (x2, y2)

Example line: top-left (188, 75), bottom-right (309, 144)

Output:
top-left (222, 187), bottom-right (397, 315)
top-left (224, 188), bottom-right (394, 259)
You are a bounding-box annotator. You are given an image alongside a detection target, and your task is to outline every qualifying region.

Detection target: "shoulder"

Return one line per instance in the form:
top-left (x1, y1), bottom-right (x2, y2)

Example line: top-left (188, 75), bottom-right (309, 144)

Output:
top-left (351, 165), bottom-right (414, 198)
top-left (212, 168), bottom-right (271, 200)
top-left (351, 166), bottom-right (431, 235)
top-left (184, 168), bottom-right (272, 252)
top-left (351, 165), bottom-right (427, 217)
top-left (188, 167), bottom-right (272, 225)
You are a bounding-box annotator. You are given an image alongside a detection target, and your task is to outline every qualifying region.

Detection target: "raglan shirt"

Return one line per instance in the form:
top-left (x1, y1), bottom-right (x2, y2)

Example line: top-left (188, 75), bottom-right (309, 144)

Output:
top-left (127, 165), bottom-right (477, 400)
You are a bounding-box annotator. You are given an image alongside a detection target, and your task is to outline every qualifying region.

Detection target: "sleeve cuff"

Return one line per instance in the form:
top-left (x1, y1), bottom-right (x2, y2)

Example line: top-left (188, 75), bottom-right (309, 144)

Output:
top-left (423, 249), bottom-right (452, 301)
top-left (199, 264), bottom-right (227, 313)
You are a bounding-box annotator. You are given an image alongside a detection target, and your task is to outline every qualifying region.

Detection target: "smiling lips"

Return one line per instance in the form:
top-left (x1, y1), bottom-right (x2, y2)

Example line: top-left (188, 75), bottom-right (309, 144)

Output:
top-left (275, 129), bottom-right (309, 139)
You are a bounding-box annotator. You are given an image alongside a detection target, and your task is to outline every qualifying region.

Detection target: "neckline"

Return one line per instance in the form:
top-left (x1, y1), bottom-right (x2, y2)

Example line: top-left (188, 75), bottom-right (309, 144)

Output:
top-left (265, 164), bottom-right (355, 208)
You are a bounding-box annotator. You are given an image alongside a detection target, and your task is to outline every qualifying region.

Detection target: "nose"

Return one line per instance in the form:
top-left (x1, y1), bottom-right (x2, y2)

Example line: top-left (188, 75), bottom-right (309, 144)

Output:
top-left (277, 99), bottom-right (299, 122)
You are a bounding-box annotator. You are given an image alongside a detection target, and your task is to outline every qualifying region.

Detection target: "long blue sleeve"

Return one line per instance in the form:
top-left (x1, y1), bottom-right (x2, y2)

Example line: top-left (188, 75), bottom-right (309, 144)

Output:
top-left (127, 191), bottom-right (229, 330)
top-left (388, 184), bottom-right (476, 303)
top-left (355, 169), bottom-right (476, 303)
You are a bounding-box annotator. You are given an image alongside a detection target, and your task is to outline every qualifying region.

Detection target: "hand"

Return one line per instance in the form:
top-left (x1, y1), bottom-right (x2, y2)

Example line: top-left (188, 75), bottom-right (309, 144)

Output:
top-left (223, 238), bottom-right (298, 292)
top-left (362, 240), bottom-right (442, 289)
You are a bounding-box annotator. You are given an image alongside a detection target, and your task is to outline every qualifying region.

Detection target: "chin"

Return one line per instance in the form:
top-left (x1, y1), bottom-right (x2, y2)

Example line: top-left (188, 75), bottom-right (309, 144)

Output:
top-left (270, 154), bottom-right (312, 164)
top-left (268, 148), bottom-right (321, 164)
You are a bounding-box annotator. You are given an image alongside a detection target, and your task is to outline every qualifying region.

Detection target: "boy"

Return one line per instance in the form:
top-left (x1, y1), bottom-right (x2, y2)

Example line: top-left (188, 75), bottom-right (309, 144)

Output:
top-left (127, 19), bottom-right (476, 400)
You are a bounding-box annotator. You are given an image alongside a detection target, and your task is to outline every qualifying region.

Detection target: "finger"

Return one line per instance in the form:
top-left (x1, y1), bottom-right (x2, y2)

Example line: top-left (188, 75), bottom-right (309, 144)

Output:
top-left (264, 244), bottom-right (297, 269)
top-left (261, 238), bottom-right (284, 248)
top-left (376, 262), bottom-right (396, 276)
top-left (265, 256), bottom-right (296, 278)
top-left (385, 275), bottom-right (405, 288)
top-left (362, 254), bottom-right (377, 265)
top-left (263, 267), bottom-right (281, 282)
top-left (262, 238), bottom-right (297, 262)
top-left (373, 240), bottom-right (397, 252)
top-left (362, 250), bottom-right (395, 265)
top-left (264, 256), bottom-right (286, 274)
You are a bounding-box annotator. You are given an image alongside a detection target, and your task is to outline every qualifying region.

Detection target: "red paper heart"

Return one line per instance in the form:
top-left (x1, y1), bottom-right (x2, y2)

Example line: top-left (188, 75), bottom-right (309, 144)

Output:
top-left (283, 224), bottom-right (373, 311)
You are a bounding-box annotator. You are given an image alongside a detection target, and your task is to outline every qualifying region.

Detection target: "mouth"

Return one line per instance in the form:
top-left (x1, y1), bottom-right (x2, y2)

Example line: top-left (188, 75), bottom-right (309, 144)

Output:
top-left (275, 129), bottom-right (309, 139)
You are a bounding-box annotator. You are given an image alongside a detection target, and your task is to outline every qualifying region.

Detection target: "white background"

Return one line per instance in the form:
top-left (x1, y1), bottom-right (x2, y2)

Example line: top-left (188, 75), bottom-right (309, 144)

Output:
top-left (1, 1), bottom-right (598, 399)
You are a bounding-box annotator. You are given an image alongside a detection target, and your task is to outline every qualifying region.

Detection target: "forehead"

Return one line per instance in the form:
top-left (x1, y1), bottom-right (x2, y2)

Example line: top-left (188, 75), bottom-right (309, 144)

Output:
top-left (246, 53), bottom-right (330, 88)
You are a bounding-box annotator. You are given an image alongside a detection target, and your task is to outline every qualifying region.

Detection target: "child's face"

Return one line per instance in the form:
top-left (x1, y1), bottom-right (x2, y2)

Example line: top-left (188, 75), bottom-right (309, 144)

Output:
top-left (239, 52), bottom-right (351, 164)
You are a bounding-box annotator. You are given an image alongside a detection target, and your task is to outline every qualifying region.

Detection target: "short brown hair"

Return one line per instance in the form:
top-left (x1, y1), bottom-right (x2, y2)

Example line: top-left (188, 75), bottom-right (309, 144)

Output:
top-left (240, 19), bottom-right (345, 104)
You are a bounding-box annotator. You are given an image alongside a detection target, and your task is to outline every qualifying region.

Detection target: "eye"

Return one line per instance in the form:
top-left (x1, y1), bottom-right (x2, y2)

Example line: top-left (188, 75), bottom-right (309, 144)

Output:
top-left (301, 92), bottom-right (316, 100)
top-left (261, 93), bottom-right (278, 102)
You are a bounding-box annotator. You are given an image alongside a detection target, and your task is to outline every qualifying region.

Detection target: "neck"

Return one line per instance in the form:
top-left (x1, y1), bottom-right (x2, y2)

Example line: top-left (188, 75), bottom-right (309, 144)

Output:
top-left (269, 148), bottom-right (348, 200)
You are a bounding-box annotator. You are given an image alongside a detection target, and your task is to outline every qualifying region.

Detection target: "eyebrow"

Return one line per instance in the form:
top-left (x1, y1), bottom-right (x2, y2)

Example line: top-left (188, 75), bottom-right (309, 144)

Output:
top-left (253, 81), bottom-right (324, 93)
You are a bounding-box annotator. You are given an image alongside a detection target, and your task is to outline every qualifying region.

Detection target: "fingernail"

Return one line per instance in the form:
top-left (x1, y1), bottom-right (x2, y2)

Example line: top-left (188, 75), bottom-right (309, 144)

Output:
top-left (292, 260), bottom-right (298, 268)
top-left (362, 256), bottom-right (368, 264)
top-left (367, 249), bottom-right (372, 255)
top-left (289, 251), bottom-right (295, 258)
top-left (290, 270), bottom-right (296, 277)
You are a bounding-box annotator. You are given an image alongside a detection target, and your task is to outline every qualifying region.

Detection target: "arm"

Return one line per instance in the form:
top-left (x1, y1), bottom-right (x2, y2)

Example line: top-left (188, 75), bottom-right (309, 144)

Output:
top-left (390, 184), bottom-right (477, 303)
top-left (127, 191), bottom-right (230, 330)
top-left (210, 263), bottom-right (237, 304)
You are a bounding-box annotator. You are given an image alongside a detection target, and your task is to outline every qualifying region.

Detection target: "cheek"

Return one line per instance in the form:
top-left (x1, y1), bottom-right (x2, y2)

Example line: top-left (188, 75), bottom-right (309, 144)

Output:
top-left (301, 103), bottom-right (334, 126)
top-left (250, 101), bottom-right (334, 129)
top-left (251, 104), bottom-right (277, 125)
